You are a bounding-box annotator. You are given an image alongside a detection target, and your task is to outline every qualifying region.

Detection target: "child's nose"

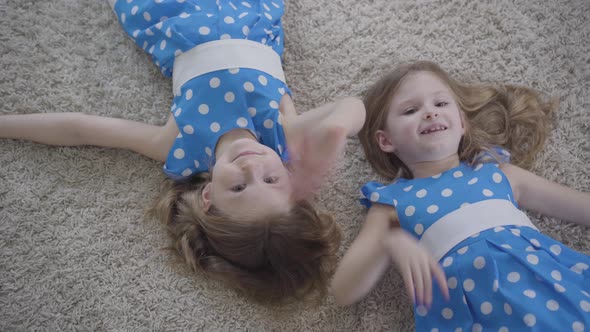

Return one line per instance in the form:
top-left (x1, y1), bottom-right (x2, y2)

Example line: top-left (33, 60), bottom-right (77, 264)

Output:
top-left (423, 110), bottom-right (439, 120)
top-left (240, 159), bottom-right (262, 177)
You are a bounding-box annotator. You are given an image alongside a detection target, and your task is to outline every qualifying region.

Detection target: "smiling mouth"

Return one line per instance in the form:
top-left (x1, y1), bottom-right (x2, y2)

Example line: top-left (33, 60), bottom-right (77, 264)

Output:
top-left (233, 151), bottom-right (261, 161)
top-left (420, 124), bottom-right (448, 134)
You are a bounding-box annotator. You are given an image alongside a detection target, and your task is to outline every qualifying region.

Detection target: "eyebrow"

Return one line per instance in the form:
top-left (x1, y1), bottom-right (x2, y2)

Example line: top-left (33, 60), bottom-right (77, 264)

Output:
top-left (228, 181), bottom-right (286, 196)
top-left (432, 90), bottom-right (452, 98)
top-left (395, 90), bottom-right (451, 106)
top-left (392, 98), bottom-right (417, 111)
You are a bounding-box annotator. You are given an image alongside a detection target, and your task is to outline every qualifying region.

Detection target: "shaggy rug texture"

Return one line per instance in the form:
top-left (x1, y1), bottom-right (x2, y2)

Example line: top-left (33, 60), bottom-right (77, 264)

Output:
top-left (1, 0), bottom-right (588, 330)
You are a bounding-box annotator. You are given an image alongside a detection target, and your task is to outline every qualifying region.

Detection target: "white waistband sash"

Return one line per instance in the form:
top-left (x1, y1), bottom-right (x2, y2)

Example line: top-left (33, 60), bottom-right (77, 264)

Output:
top-left (419, 199), bottom-right (538, 262)
top-left (172, 39), bottom-right (285, 94)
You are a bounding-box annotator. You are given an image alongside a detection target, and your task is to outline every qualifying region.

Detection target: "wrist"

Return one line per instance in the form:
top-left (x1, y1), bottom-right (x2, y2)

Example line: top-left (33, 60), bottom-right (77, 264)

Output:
top-left (380, 227), bottom-right (406, 252)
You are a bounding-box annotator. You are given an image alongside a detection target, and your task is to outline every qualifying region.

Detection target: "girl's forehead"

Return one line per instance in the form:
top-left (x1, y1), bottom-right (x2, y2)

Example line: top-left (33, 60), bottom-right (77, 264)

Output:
top-left (390, 72), bottom-right (451, 102)
top-left (400, 71), bottom-right (448, 91)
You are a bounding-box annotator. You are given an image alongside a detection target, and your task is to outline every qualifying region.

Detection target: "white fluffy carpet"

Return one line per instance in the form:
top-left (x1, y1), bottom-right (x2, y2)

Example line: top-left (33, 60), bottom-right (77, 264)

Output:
top-left (1, 0), bottom-right (588, 330)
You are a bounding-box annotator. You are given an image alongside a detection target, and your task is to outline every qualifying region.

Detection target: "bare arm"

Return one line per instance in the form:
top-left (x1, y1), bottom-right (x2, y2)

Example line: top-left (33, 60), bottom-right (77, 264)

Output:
top-left (280, 95), bottom-right (366, 198)
top-left (331, 204), bottom-right (395, 305)
top-left (502, 163), bottom-right (590, 227)
top-left (283, 95), bottom-right (366, 138)
top-left (0, 113), bottom-right (179, 162)
top-left (332, 202), bottom-right (449, 306)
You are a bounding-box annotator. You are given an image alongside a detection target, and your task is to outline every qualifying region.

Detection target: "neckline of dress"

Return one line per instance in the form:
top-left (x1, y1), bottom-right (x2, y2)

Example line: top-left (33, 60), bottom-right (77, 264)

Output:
top-left (398, 161), bottom-right (470, 182)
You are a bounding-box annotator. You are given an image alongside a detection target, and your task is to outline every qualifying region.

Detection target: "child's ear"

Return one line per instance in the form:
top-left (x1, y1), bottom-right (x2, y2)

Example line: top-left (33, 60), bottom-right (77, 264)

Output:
top-left (375, 130), bottom-right (396, 153)
top-left (201, 183), bottom-right (212, 212)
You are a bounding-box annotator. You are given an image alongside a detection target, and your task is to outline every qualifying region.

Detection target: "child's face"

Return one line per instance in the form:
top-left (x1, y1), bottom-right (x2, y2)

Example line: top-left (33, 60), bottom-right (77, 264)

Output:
top-left (203, 138), bottom-right (293, 219)
top-left (376, 71), bottom-right (465, 165)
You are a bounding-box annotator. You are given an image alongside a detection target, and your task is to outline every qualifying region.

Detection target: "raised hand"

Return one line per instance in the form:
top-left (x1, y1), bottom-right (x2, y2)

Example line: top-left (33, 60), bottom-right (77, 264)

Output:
top-left (383, 228), bottom-right (449, 307)
top-left (278, 94), bottom-right (364, 200)
top-left (289, 124), bottom-right (347, 200)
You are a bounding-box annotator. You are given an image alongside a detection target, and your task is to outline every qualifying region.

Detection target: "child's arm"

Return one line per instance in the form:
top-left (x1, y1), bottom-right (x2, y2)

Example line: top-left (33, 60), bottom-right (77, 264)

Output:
top-left (283, 95), bottom-right (366, 138)
top-left (0, 113), bottom-right (179, 162)
top-left (280, 95), bottom-right (366, 198)
top-left (331, 204), bottom-right (394, 305)
top-left (383, 226), bottom-right (449, 307)
top-left (502, 164), bottom-right (590, 226)
top-left (331, 204), bottom-right (448, 306)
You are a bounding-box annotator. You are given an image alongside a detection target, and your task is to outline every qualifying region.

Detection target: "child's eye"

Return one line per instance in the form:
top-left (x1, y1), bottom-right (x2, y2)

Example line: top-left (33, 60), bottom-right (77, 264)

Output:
top-left (264, 176), bottom-right (277, 184)
top-left (231, 184), bottom-right (246, 192)
top-left (436, 101), bottom-right (449, 107)
top-left (403, 108), bottom-right (417, 115)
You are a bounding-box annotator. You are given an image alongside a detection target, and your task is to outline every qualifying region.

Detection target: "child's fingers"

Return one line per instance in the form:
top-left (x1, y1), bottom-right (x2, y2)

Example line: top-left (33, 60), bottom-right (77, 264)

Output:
top-left (421, 260), bottom-right (433, 307)
top-left (411, 263), bottom-right (424, 305)
top-left (430, 260), bottom-right (450, 301)
top-left (289, 126), bottom-right (348, 200)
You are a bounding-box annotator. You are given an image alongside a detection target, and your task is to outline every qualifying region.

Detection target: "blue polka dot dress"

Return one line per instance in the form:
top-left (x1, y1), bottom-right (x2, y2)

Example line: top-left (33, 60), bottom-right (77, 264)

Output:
top-left (111, 0), bottom-right (290, 179)
top-left (361, 154), bottom-right (590, 331)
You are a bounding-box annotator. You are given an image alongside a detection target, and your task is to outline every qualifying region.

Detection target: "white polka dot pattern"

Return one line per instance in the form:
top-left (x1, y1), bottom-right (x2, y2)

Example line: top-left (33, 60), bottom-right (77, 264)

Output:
top-left (113, 1), bottom-right (290, 179)
top-left (360, 153), bottom-right (590, 330)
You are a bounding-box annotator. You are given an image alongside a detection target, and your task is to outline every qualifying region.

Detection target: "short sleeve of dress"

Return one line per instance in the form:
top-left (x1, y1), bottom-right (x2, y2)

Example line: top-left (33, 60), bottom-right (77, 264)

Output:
top-left (474, 146), bottom-right (511, 164)
top-left (360, 181), bottom-right (396, 209)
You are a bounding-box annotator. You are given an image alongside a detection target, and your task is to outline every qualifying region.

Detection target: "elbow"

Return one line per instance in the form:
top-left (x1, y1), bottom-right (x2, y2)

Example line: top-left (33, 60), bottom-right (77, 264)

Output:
top-left (337, 96), bottom-right (363, 106)
top-left (337, 97), bottom-right (366, 135)
top-left (340, 97), bottom-right (366, 118)
top-left (320, 97), bottom-right (366, 136)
